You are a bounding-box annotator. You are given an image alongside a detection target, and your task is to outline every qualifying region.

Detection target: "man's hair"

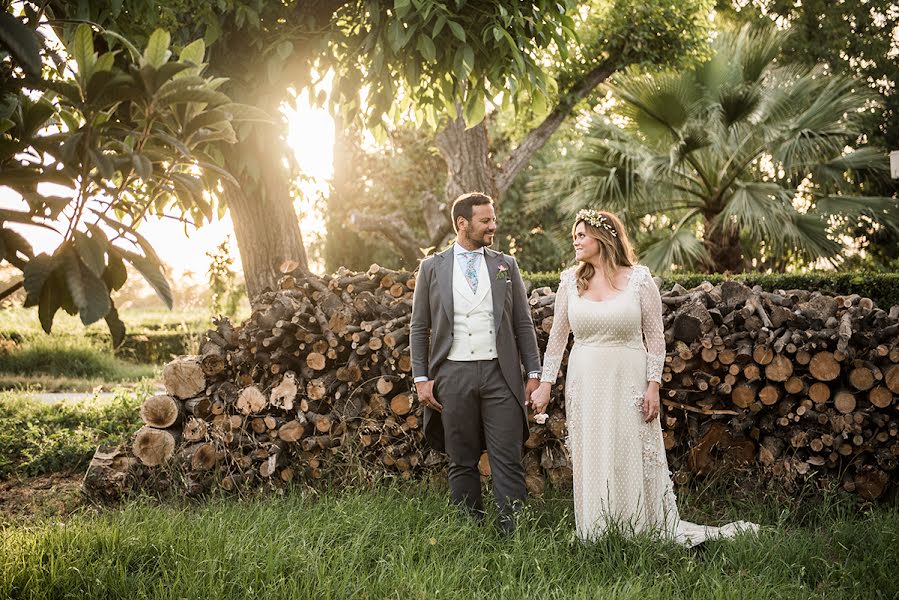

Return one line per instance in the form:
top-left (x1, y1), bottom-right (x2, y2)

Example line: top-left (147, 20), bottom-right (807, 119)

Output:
top-left (451, 192), bottom-right (494, 232)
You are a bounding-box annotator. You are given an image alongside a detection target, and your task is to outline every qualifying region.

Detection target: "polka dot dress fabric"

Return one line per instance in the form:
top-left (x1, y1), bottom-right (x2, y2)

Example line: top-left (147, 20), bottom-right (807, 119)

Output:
top-left (541, 266), bottom-right (757, 546)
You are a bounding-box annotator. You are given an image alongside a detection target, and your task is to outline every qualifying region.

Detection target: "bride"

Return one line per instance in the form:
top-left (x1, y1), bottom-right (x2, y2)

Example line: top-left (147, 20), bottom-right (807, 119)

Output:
top-left (529, 209), bottom-right (757, 546)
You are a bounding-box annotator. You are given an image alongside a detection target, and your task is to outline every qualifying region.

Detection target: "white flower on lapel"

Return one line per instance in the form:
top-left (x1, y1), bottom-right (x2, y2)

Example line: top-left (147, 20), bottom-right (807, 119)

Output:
top-left (495, 264), bottom-right (510, 281)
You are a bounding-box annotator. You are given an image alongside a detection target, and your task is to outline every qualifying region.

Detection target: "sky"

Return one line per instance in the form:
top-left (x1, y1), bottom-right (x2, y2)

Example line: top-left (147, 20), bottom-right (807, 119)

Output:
top-left (0, 88), bottom-right (336, 286)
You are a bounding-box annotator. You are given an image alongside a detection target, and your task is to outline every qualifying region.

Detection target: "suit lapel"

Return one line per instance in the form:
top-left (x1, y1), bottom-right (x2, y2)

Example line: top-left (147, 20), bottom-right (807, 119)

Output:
top-left (485, 249), bottom-right (506, 331)
top-left (437, 247), bottom-right (455, 324)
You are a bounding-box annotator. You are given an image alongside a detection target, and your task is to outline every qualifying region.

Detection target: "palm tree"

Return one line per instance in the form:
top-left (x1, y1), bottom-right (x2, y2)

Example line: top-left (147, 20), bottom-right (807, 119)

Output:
top-left (533, 24), bottom-right (897, 273)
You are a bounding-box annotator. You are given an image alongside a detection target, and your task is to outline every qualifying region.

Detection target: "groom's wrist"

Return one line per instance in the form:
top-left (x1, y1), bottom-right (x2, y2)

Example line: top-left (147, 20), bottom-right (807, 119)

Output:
top-left (413, 376), bottom-right (430, 383)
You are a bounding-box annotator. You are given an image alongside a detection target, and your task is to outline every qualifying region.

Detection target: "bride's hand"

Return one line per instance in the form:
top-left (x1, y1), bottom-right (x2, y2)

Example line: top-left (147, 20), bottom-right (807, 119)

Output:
top-left (642, 384), bottom-right (660, 422)
top-left (529, 382), bottom-right (551, 414)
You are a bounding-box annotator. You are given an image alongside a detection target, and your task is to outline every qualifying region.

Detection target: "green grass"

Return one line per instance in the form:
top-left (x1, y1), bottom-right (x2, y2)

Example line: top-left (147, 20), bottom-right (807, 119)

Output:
top-left (0, 389), bottom-right (146, 478)
top-left (0, 335), bottom-right (158, 385)
top-left (0, 306), bottom-right (210, 390)
top-left (0, 483), bottom-right (896, 599)
top-left (0, 306), bottom-right (214, 339)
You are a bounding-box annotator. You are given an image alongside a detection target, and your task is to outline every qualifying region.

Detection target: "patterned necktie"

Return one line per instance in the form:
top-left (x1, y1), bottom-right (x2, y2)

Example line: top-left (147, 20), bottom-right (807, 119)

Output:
top-left (462, 251), bottom-right (479, 293)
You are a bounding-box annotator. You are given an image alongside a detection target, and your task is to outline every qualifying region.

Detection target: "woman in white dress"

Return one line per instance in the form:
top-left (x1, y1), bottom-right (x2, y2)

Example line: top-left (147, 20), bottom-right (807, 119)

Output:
top-left (529, 209), bottom-right (757, 546)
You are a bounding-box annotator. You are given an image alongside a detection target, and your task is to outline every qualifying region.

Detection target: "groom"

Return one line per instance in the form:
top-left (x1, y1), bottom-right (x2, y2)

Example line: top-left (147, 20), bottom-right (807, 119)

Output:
top-left (410, 192), bottom-right (541, 533)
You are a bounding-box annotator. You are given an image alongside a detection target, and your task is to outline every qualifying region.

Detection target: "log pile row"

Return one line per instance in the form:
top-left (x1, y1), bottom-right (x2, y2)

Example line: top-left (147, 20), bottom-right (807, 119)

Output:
top-left (84, 266), bottom-right (899, 501)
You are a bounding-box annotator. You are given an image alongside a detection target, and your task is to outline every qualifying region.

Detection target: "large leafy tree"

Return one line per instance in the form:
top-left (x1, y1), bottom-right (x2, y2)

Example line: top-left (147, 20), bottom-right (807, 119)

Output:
top-left (0, 19), bottom-right (259, 342)
top-left (345, 0), bottom-right (712, 263)
top-left (534, 25), bottom-right (898, 273)
top-left (34, 0), bottom-right (710, 297)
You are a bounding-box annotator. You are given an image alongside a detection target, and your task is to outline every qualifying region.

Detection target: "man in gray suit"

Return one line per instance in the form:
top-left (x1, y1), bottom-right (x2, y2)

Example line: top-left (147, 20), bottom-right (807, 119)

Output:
top-left (410, 192), bottom-right (541, 533)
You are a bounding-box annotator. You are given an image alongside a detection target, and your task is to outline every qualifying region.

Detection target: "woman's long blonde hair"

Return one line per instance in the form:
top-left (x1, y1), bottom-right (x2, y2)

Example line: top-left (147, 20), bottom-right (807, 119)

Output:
top-left (572, 211), bottom-right (637, 294)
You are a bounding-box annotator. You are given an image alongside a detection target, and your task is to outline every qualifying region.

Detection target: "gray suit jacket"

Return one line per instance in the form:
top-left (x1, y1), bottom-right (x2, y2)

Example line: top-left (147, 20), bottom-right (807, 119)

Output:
top-left (410, 246), bottom-right (541, 451)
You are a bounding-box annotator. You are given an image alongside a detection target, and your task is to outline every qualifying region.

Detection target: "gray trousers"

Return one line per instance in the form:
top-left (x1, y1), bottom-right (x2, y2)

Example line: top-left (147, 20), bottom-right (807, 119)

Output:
top-left (435, 359), bottom-right (527, 522)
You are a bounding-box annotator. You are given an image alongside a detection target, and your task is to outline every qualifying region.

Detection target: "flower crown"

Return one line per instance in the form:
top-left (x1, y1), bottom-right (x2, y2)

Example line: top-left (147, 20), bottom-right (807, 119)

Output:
top-left (576, 209), bottom-right (618, 238)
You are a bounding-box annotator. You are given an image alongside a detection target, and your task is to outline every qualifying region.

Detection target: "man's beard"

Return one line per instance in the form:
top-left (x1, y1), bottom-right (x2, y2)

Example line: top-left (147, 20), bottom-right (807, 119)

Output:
top-left (470, 232), bottom-right (494, 248)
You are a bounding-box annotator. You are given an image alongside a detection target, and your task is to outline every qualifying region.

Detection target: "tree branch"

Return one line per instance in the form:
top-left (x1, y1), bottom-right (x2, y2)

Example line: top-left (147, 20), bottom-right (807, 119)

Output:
top-left (0, 280), bottom-right (24, 303)
top-left (348, 211), bottom-right (426, 267)
top-left (495, 56), bottom-right (619, 194)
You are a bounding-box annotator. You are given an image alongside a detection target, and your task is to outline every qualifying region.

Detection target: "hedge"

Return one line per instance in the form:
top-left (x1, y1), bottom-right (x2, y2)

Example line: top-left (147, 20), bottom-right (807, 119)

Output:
top-left (524, 270), bottom-right (899, 310)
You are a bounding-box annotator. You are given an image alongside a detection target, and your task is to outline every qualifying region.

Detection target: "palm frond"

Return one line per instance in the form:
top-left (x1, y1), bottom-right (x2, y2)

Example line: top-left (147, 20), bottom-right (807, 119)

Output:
top-left (811, 148), bottom-right (890, 190)
top-left (712, 180), bottom-right (796, 244)
top-left (639, 224), bottom-right (708, 273)
top-left (813, 195), bottom-right (899, 233)
top-left (609, 70), bottom-right (699, 146)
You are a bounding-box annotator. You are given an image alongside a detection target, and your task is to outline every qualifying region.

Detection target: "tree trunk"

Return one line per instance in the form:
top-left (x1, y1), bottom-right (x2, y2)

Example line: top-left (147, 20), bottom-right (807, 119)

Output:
top-left (435, 115), bottom-right (499, 203)
top-left (225, 130), bottom-right (308, 302)
top-left (704, 216), bottom-right (745, 273)
top-left (326, 114), bottom-right (382, 271)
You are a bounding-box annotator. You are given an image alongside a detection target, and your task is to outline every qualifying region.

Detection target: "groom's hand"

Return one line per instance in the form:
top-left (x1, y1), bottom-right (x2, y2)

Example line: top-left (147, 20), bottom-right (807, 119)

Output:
top-left (525, 378), bottom-right (540, 403)
top-left (415, 380), bottom-right (442, 413)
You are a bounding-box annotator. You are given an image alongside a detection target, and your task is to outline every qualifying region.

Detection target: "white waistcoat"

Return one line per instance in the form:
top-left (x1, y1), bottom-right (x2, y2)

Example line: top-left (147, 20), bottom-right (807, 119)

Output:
top-left (447, 253), bottom-right (498, 361)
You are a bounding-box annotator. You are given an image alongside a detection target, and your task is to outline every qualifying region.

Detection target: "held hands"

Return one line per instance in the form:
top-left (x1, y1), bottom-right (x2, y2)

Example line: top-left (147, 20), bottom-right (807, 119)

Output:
top-left (642, 383), bottom-right (660, 422)
top-left (529, 381), bottom-right (551, 415)
top-left (415, 380), bottom-right (442, 413)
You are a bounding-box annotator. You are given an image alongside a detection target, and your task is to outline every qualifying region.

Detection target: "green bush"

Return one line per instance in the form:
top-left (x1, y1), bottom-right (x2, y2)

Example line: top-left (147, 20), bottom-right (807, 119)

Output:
top-left (524, 270), bottom-right (899, 308)
top-left (0, 390), bottom-right (146, 478)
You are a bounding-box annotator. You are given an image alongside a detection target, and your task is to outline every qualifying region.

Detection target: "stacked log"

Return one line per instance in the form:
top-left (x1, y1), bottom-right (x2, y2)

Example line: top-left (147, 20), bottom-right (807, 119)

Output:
top-left (86, 265), bottom-right (899, 501)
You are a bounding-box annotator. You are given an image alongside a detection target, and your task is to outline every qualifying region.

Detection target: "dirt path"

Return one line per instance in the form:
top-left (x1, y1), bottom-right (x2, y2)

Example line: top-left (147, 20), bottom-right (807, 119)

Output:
top-left (0, 472), bottom-right (85, 521)
top-left (29, 389), bottom-right (164, 403)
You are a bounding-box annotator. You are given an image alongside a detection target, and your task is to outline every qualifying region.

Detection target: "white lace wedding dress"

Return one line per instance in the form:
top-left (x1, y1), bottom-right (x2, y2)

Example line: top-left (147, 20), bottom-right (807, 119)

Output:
top-left (541, 265), bottom-right (757, 546)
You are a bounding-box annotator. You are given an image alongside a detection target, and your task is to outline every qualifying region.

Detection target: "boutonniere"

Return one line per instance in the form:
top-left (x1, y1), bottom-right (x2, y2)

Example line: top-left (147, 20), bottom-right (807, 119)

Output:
top-left (495, 264), bottom-right (510, 281)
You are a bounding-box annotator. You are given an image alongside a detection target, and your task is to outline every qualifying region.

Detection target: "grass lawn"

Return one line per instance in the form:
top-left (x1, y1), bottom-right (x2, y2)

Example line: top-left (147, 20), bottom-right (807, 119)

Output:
top-left (0, 306), bottom-right (217, 391)
top-left (0, 389), bottom-right (896, 598)
top-left (0, 390), bottom-right (146, 479)
top-left (0, 481), bottom-right (897, 599)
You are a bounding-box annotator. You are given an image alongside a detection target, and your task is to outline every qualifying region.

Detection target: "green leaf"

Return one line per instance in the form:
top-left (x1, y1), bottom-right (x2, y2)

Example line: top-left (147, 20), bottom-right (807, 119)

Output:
top-left (463, 91), bottom-right (485, 127)
top-left (179, 39), bottom-right (206, 65)
top-left (38, 273), bottom-right (67, 334)
top-left (433, 16), bottom-right (447, 37)
top-left (0, 12), bottom-right (42, 78)
top-left (129, 153), bottom-right (151, 181)
top-left (157, 87), bottom-right (230, 107)
top-left (88, 149), bottom-right (116, 180)
top-left (448, 21), bottom-right (466, 43)
top-left (102, 247), bottom-right (128, 292)
top-left (0, 227), bottom-right (34, 261)
top-left (153, 62), bottom-right (192, 90)
top-left (462, 46), bottom-right (475, 76)
top-left (105, 304), bottom-right (127, 348)
top-left (22, 253), bottom-right (58, 308)
top-left (120, 249), bottom-right (173, 309)
top-left (58, 109), bottom-right (81, 132)
top-left (72, 24), bottom-right (96, 80)
top-left (182, 109), bottom-right (227, 138)
top-left (91, 211), bottom-right (165, 268)
top-left (143, 29), bottom-right (171, 69)
top-left (61, 248), bottom-right (111, 325)
top-left (74, 230), bottom-right (107, 277)
top-left (94, 51), bottom-right (116, 73)
top-left (418, 35), bottom-right (437, 63)
top-left (218, 103), bottom-right (274, 123)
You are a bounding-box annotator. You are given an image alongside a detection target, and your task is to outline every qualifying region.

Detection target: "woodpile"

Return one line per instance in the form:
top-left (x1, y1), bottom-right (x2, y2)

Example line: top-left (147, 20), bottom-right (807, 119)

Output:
top-left (84, 265), bottom-right (899, 501)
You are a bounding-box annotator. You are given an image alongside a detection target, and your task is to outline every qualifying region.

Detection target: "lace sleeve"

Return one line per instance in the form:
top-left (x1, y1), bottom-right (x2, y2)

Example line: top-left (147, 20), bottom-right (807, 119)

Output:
top-left (540, 270), bottom-right (573, 383)
top-left (637, 266), bottom-right (665, 384)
